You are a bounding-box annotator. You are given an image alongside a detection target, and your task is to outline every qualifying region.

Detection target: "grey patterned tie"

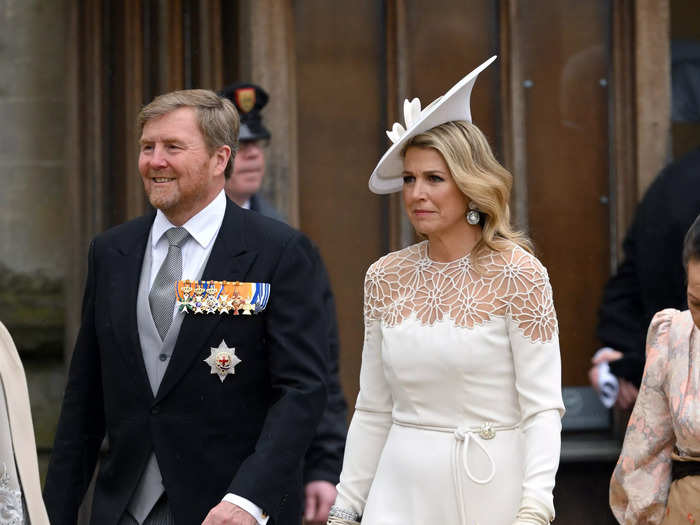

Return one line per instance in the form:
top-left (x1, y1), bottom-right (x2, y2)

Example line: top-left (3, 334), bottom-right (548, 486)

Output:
top-left (149, 227), bottom-right (189, 340)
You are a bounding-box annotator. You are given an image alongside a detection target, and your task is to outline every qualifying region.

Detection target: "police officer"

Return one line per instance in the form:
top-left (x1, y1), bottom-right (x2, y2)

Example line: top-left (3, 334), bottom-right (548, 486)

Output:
top-left (220, 83), bottom-right (282, 220)
top-left (220, 83), bottom-right (347, 525)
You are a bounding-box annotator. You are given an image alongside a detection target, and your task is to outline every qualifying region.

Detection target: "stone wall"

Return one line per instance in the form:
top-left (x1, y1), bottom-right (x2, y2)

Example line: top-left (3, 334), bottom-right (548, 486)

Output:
top-left (0, 0), bottom-right (69, 477)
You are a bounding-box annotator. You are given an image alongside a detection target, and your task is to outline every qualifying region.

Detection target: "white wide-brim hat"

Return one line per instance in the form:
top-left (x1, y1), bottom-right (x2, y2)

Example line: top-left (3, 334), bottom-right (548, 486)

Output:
top-left (369, 55), bottom-right (497, 194)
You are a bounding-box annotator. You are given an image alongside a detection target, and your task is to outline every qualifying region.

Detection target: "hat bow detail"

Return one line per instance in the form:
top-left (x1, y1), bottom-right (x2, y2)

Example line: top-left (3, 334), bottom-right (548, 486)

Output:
top-left (386, 96), bottom-right (443, 144)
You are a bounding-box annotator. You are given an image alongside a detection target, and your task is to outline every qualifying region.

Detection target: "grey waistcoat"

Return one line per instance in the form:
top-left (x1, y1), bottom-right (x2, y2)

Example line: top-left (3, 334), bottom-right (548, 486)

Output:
top-left (126, 233), bottom-right (209, 524)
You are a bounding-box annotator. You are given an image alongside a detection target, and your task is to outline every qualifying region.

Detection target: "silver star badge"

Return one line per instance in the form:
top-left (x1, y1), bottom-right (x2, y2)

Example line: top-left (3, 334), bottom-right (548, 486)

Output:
top-left (204, 340), bottom-right (241, 382)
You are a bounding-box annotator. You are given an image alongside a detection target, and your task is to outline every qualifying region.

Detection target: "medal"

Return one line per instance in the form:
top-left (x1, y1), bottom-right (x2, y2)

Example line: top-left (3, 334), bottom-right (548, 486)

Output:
top-left (177, 280), bottom-right (271, 315)
top-left (204, 340), bottom-right (241, 382)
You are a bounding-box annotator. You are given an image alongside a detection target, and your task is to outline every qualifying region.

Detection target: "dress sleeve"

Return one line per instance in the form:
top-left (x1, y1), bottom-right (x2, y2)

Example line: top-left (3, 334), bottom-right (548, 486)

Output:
top-left (331, 263), bottom-right (393, 520)
top-left (609, 309), bottom-right (676, 525)
top-left (506, 256), bottom-right (565, 525)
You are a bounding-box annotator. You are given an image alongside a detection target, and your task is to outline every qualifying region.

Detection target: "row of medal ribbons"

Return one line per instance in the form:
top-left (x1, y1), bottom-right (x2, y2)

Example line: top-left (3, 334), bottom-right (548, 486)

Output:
top-left (176, 280), bottom-right (270, 315)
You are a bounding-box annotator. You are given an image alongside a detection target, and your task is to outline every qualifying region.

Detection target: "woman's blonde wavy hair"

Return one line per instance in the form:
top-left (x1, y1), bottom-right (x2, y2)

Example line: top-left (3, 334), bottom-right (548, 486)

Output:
top-left (402, 120), bottom-right (532, 261)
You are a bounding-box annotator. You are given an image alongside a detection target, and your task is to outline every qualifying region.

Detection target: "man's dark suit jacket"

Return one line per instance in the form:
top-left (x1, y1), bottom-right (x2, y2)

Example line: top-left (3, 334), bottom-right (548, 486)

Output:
top-left (43, 199), bottom-right (328, 525)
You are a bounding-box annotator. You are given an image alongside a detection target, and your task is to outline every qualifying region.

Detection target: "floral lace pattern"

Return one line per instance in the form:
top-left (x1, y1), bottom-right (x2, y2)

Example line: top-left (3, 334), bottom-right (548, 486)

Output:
top-left (364, 241), bottom-right (557, 343)
top-left (0, 463), bottom-right (23, 525)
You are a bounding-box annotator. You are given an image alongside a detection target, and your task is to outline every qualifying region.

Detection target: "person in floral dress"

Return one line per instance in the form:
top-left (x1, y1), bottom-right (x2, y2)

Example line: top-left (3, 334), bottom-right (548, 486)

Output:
top-left (610, 214), bottom-right (700, 524)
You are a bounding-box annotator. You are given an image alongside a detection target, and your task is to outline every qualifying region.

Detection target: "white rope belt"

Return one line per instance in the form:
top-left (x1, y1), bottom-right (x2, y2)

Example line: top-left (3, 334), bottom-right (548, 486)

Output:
top-left (392, 418), bottom-right (519, 525)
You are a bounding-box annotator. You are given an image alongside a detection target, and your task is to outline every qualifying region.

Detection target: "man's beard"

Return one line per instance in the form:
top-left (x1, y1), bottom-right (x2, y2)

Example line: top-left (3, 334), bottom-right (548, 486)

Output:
top-left (146, 182), bottom-right (180, 211)
top-left (145, 177), bottom-right (212, 218)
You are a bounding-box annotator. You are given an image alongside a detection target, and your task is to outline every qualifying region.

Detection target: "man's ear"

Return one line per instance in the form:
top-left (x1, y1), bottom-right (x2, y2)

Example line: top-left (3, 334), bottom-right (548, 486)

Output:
top-left (213, 145), bottom-right (232, 176)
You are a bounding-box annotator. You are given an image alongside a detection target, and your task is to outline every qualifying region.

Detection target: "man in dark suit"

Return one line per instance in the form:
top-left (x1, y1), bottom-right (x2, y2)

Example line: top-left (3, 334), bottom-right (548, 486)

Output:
top-left (43, 89), bottom-right (328, 525)
top-left (219, 82), bottom-right (347, 525)
top-left (590, 146), bottom-right (700, 408)
top-left (589, 48), bottom-right (700, 410)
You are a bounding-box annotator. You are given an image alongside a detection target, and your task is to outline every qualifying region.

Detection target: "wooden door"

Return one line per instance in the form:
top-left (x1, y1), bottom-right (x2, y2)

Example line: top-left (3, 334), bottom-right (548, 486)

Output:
top-left (507, 0), bottom-right (612, 386)
top-left (295, 0), bottom-right (611, 404)
top-left (295, 0), bottom-right (501, 407)
top-left (295, 1), bottom-right (388, 402)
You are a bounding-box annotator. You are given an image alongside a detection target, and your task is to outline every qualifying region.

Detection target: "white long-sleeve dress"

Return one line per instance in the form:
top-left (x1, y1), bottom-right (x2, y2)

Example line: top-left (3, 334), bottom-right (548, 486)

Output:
top-left (334, 241), bottom-right (564, 525)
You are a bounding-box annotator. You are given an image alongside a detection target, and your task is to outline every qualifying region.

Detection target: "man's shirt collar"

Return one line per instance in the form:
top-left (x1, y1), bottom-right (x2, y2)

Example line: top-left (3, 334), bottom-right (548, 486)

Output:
top-left (151, 190), bottom-right (226, 249)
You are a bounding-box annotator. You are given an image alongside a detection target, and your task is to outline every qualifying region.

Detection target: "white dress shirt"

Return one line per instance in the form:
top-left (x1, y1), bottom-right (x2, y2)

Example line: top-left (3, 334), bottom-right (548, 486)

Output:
top-left (149, 190), bottom-right (225, 290)
top-left (150, 189), bottom-right (269, 525)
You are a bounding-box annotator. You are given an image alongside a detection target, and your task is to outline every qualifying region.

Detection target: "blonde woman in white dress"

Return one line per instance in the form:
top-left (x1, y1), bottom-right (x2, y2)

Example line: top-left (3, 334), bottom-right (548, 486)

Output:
top-left (0, 321), bottom-right (50, 525)
top-left (327, 57), bottom-right (564, 525)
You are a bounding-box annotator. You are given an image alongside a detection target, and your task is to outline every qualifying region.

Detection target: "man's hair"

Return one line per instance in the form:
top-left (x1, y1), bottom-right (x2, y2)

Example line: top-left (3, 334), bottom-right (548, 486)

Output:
top-left (137, 89), bottom-right (239, 179)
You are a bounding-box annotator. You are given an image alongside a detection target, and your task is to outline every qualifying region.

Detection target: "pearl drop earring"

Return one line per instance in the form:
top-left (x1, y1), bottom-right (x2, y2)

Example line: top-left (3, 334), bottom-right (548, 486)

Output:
top-left (466, 202), bottom-right (481, 225)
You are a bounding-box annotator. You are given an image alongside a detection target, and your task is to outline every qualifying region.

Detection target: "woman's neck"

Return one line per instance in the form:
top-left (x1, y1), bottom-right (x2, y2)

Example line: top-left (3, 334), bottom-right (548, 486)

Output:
top-left (426, 225), bottom-right (482, 262)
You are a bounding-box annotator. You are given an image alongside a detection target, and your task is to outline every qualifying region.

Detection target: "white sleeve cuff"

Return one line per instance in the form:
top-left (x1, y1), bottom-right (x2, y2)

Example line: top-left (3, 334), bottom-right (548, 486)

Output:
top-left (222, 493), bottom-right (269, 525)
top-left (514, 496), bottom-right (555, 524)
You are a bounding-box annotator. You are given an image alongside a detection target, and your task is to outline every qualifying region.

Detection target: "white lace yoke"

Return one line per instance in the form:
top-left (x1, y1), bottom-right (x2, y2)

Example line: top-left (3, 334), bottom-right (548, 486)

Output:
top-left (364, 241), bottom-right (558, 344)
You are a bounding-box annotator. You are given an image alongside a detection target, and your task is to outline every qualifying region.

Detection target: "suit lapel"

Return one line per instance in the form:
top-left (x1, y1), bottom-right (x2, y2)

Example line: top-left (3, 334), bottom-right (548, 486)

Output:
top-left (109, 213), bottom-right (154, 398)
top-left (155, 200), bottom-right (258, 403)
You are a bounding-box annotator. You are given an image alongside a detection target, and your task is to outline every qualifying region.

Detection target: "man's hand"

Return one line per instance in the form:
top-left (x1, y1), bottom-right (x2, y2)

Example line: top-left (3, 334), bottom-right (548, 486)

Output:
top-left (202, 502), bottom-right (257, 525)
top-left (304, 480), bottom-right (337, 524)
top-left (616, 378), bottom-right (639, 410)
top-left (588, 348), bottom-right (638, 409)
top-left (589, 348), bottom-right (624, 390)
